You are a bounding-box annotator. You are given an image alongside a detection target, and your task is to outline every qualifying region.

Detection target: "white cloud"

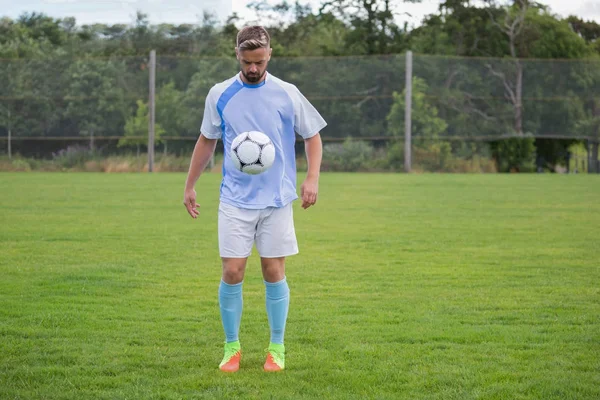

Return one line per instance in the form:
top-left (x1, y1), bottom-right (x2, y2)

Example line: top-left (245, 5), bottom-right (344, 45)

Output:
top-left (2, 0), bottom-right (599, 25)
top-left (42, 0), bottom-right (78, 3)
top-left (578, 1), bottom-right (600, 18)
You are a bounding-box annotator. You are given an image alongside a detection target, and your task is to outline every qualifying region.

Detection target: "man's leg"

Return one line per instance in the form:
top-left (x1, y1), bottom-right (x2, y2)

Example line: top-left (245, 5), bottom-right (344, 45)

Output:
top-left (217, 202), bottom-right (257, 372)
top-left (261, 257), bottom-right (289, 371)
top-left (218, 257), bottom-right (247, 372)
top-left (220, 257), bottom-right (247, 341)
top-left (255, 204), bottom-right (297, 371)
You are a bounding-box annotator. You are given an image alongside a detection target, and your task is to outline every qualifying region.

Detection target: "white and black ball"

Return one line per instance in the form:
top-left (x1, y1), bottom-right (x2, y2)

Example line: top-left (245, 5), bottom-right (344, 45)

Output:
top-left (230, 131), bottom-right (275, 175)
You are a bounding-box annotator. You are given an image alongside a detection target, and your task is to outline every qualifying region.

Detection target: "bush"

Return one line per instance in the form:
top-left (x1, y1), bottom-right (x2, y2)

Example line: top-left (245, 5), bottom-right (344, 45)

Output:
top-left (413, 142), bottom-right (452, 172)
top-left (491, 137), bottom-right (536, 173)
top-left (386, 140), bottom-right (405, 170)
top-left (0, 156), bottom-right (31, 171)
top-left (322, 138), bottom-right (378, 172)
top-left (52, 145), bottom-right (96, 169)
top-left (386, 141), bottom-right (497, 173)
top-left (0, 152), bottom-right (219, 173)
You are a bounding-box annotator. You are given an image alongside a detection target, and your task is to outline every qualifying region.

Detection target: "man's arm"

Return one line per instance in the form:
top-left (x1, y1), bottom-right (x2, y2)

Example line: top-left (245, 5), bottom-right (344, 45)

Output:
top-left (300, 133), bottom-right (323, 209)
top-left (183, 135), bottom-right (218, 219)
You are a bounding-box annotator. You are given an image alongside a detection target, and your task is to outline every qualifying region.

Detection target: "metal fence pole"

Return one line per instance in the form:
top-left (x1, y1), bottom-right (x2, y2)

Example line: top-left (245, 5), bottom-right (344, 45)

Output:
top-left (404, 51), bottom-right (413, 173)
top-left (587, 139), bottom-right (592, 174)
top-left (7, 109), bottom-right (11, 160)
top-left (592, 141), bottom-right (600, 174)
top-left (148, 50), bottom-right (156, 173)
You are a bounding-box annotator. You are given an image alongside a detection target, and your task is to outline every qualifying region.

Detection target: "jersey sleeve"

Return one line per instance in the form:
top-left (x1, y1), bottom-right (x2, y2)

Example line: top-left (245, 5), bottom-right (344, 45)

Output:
top-left (290, 87), bottom-right (327, 139)
top-left (200, 87), bottom-right (222, 139)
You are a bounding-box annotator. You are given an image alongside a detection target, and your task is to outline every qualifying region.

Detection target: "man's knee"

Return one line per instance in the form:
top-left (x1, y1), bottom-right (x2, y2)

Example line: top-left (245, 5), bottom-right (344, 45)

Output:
top-left (222, 258), bottom-right (247, 284)
top-left (261, 257), bottom-right (286, 283)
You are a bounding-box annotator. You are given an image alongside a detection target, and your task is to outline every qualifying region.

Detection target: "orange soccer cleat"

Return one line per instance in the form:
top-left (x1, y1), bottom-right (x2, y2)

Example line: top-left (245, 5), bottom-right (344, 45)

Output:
top-left (219, 341), bottom-right (241, 373)
top-left (263, 343), bottom-right (285, 372)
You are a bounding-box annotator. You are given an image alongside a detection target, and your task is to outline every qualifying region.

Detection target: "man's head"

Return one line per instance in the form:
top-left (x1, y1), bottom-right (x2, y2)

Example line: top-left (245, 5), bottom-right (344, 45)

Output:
top-left (235, 26), bottom-right (272, 84)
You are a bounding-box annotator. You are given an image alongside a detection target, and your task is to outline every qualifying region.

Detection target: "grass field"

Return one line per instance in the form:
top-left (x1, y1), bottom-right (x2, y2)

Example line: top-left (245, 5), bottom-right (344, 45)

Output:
top-left (1, 172), bottom-right (599, 399)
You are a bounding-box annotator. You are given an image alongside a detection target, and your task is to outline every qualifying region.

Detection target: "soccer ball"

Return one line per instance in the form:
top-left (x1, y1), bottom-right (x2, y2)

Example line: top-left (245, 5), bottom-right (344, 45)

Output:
top-left (230, 131), bottom-right (275, 175)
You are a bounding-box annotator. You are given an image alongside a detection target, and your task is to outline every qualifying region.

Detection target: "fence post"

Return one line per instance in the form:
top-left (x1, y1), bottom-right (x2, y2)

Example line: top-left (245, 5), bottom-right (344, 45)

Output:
top-left (587, 139), bottom-right (592, 174)
top-left (404, 50), bottom-right (413, 173)
top-left (593, 141), bottom-right (599, 174)
top-left (148, 50), bottom-right (156, 172)
top-left (7, 109), bottom-right (11, 160)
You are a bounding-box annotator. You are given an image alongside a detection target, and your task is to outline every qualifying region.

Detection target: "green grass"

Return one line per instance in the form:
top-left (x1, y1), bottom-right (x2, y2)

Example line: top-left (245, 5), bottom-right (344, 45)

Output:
top-left (1, 172), bottom-right (599, 399)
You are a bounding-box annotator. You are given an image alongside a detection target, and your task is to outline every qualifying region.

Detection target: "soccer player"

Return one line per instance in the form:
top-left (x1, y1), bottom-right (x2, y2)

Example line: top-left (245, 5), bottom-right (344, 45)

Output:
top-left (183, 25), bottom-right (326, 372)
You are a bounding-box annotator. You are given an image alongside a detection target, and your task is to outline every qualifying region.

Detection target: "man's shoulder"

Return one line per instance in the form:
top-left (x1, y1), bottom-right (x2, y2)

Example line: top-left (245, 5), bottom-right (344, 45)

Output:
top-left (208, 75), bottom-right (240, 98)
top-left (269, 74), bottom-right (299, 93)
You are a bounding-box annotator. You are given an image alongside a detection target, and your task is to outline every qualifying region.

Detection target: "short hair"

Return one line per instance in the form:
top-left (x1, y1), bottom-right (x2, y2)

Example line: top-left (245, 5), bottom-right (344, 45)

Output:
top-left (236, 26), bottom-right (270, 51)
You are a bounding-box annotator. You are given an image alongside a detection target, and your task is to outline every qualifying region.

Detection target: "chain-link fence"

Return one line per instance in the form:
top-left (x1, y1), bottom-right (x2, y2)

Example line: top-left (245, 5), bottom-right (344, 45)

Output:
top-left (1, 53), bottom-right (598, 172)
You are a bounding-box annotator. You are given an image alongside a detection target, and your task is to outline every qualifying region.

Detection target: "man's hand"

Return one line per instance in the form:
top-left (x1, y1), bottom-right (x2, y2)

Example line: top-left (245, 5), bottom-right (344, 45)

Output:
top-left (183, 188), bottom-right (200, 219)
top-left (300, 178), bottom-right (318, 209)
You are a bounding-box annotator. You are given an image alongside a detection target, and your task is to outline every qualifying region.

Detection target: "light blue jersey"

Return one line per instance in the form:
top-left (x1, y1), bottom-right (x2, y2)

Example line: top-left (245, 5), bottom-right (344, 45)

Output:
top-left (201, 73), bottom-right (327, 210)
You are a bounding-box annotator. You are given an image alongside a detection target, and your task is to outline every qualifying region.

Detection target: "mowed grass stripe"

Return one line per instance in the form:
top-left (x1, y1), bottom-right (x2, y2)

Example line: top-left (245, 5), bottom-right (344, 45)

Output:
top-left (0, 172), bottom-right (599, 399)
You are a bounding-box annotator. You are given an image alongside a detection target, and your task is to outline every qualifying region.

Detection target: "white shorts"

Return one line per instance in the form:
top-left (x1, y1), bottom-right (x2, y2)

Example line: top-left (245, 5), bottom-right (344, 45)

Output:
top-left (218, 202), bottom-right (299, 258)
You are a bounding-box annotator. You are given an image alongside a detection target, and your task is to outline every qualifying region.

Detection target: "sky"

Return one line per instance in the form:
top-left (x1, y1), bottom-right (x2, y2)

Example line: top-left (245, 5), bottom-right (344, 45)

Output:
top-left (1, 0), bottom-right (599, 27)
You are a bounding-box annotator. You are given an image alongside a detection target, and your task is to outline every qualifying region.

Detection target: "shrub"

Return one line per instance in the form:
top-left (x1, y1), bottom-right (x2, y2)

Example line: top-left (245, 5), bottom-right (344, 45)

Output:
top-left (491, 137), bottom-right (536, 173)
top-left (52, 145), bottom-right (96, 169)
top-left (387, 141), bottom-right (497, 173)
top-left (322, 138), bottom-right (377, 172)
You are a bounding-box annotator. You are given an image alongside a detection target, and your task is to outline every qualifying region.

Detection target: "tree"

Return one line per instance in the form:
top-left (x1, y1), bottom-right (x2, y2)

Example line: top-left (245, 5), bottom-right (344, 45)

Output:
top-left (119, 100), bottom-right (164, 155)
top-left (179, 58), bottom-right (238, 136)
top-left (319, 0), bottom-right (416, 54)
top-left (156, 82), bottom-right (184, 137)
top-left (567, 16), bottom-right (600, 50)
top-left (267, 11), bottom-right (352, 56)
top-left (485, 0), bottom-right (529, 135)
top-left (17, 12), bottom-right (67, 47)
top-left (410, 0), bottom-right (508, 57)
top-left (63, 60), bottom-right (131, 144)
top-left (387, 77), bottom-right (447, 143)
top-left (0, 60), bottom-right (26, 157)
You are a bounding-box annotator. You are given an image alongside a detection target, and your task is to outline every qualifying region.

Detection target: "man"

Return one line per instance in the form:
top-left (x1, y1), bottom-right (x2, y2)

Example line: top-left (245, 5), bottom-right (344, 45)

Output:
top-left (183, 26), bottom-right (326, 373)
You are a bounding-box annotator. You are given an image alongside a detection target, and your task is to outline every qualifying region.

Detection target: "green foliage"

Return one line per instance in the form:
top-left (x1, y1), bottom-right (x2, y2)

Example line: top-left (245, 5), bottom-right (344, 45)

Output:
top-left (386, 140), bottom-right (405, 170)
top-left (0, 153), bottom-right (208, 172)
top-left (118, 100), bottom-right (164, 148)
top-left (521, 8), bottom-right (592, 59)
top-left (269, 14), bottom-right (351, 56)
top-left (387, 77), bottom-right (448, 144)
top-left (177, 58), bottom-right (238, 136)
top-left (386, 140), bottom-right (497, 173)
top-left (491, 136), bottom-right (536, 172)
top-left (567, 142), bottom-right (590, 173)
top-left (156, 82), bottom-right (183, 136)
top-left (410, 2), bottom-right (507, 57)
top-left (51, 144), bottom-right (96, 168)
top-left (0, 155), bottom-right (33, 171)
top-left (0, 3), bottom-right (599, 172)
top-left (319, 0), bottom-right (410, 54)
top-left (64, 60), bottom-right (131, 136)
top-left (567, 16), bottom-right (600, 46)
top-left (321, 137), bottom-right (377, 171)
top-left (418, 141), bottom-right (452, 171)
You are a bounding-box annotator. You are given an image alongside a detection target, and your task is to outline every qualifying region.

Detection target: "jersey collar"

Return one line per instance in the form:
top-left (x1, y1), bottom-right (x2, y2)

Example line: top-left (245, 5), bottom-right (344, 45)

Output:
top-left (237, 72), bottom-right (268, 88)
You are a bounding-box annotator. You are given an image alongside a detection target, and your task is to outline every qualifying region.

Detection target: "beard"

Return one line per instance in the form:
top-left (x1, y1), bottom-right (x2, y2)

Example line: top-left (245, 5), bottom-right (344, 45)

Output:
top-left (242, 69), bottom-right (265, 83)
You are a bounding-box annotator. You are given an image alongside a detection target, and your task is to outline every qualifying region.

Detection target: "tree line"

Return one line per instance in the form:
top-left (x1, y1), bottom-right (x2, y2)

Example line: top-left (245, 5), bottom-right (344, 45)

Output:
top-left (1, 0), bottom-right (599, 171)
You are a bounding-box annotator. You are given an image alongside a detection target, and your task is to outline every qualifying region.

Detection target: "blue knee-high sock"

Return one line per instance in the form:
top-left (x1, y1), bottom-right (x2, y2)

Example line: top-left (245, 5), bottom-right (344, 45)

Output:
top-left (265, 277), bottom-right (290, 345)
top-left (219, 280), bottom-right (243, 343)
